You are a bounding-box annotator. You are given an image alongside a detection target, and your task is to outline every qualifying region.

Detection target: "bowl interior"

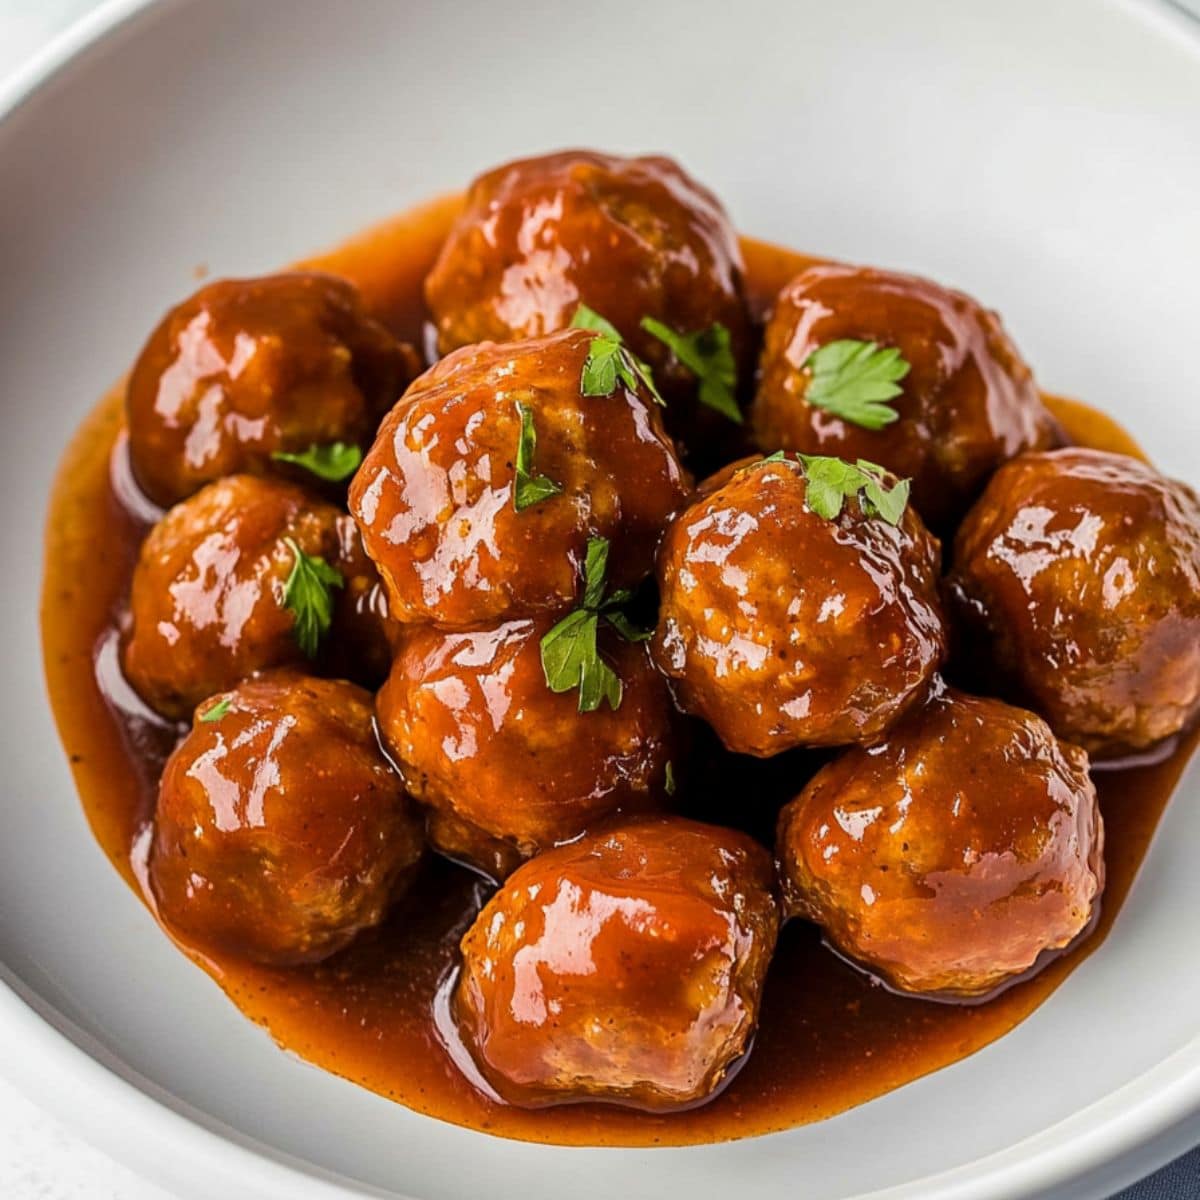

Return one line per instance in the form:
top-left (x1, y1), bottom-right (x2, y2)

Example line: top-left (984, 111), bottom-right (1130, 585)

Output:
top-left (2, 1), bottom-right (1199, 1198)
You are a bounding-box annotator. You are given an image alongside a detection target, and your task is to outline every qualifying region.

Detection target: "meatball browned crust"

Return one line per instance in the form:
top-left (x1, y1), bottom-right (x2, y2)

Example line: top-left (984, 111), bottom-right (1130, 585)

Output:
top-left (149, 672), bottom-right (423, 964)
top-left (777, 687), bottom-right (1104, 999)
top-left (454, 815), bottom-right (779, 1110)
top-left (424, 150), bottom-right (752, 405)
top-left (349, 330), bottom-right (688, 629)
top-left (948, 448), bottom-right (1200, 758)
top-left (123, 475), bottom-right (386, 719)
top-left (127, 272), bottom-right (419, 506)
top-left (376, 617), bottom-right (676, 879)
top-left (751, 265), bottom-right (1060, 529)
top-left (652, 453), bottom-right (947, 755)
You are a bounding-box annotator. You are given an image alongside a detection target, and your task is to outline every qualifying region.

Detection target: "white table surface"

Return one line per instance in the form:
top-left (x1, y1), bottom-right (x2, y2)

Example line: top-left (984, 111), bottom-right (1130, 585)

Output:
top-left (3, 3), bottom-right (1199, 1199)
top-left (0, 24), bottom-right (181, 1200)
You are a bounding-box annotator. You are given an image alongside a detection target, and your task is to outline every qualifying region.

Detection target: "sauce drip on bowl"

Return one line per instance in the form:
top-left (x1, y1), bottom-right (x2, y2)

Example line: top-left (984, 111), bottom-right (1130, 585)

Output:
top-left (40, 192), bottom-right (1198, 1146)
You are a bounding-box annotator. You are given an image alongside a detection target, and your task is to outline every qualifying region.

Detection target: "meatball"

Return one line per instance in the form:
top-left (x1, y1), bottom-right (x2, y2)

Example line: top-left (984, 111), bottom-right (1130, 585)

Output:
top-left (127, 272), bottom-right (419, 506)
top-left (424, 150), bottom-right (752, 415)
top-left (948, 448), bottom-right (1200, 758)
top-left (349, 330), bottom-right (688, 628)
top-left (149, 672), bottom-right (423, 964)
top-left (123, 475), bottom-right (388, 719)
top-left (652, 453), bottom-right (947, 755)
top-left (751, 265), bottom-right (1060, 529)
top-left (377, 617), bottom-right (676, 879)
top-left (776, 687), bottom-right (1104, 999)
top-left (453, 815), bottom-right (779, 1110)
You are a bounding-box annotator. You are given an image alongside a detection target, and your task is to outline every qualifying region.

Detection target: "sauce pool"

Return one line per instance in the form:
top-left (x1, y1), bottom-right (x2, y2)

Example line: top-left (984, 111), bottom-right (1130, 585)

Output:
top-left (39, 193), bottom-right (1198, 1146)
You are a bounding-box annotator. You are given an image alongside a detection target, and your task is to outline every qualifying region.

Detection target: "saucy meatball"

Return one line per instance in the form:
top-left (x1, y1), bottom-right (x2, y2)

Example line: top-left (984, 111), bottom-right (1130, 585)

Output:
top-left (777, 687), bottom-right (1103, 998)
top-left (454, 815), bottom-right (779, 1110)
top-left (377, 617), bottom-right (675, 879)
top-left (149, 672), bottom-right (423, 964)
top-left (127, 272), bottom-right (419, 506)
top-left (424, 150), bottom-right (752, 413)
top-left (752, 265), bottom-right (1060, 529)
top-left (948, 448), bottom-right (1200, 758)
top-left (349, 330), bottom-right (688, 628)
top-left (652, 453), bottom-right (946, 755)
top-left (123, 475), bottom-right (387, 719)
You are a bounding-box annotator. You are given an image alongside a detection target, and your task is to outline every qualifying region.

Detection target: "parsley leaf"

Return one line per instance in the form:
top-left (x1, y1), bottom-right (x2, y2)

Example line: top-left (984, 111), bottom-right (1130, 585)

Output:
top-left (199, 696), bottom-right (231, 723)
top-left (856, 459), bottom-right (912, 525)
top-left (541, 606), bottom-right (623, 713)
top-left (281, 537), bottom-right (344, 658)
top-left (570, 304), bottom-right (622, 339)
top-left (513, 402), bottom-right (563, 512)
top-left (796, 455), bottom-right (910, 526)
top-left (580, 536), bottom-right (610, 609)
top-left (539, 535), bottom-right (649, 712)
top-left (641, 318), bottom-right (741, 423)
top-left (802, 339), bottom-right (909, 430)
top-left (271, 441), bottom-right (363, 483)
top-left (570, 304), bottom-right (664, 406)
top-left (603, 610), bottom-right (652, 643)
top-left (796, 454), bottom-right (870, 520)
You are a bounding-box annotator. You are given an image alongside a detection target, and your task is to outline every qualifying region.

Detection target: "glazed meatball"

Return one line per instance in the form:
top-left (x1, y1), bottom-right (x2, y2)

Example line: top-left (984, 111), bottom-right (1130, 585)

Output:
top-left (454, 815), bottom-right (779, 1110)
top-left (424, 150), bottom-right (752, 415)
top-left (377, 617), bottom-right (676, 879)
top-left (652, 453), bottom-right (947, 755)
top-left (127, 272), bottom-right (419, 506)
top-left (123, 475), bottom-right (388, 719)
top-left (752, 265), bottom-right (1060, 529)
top-left (349, 330), bottom-right (688, 628)
top-left (948, 448), bottom-right (1200, 758)
top-left (149, 672), bottom-right (423, 964)
top-left (776, 687), bottom-right (1104, 998)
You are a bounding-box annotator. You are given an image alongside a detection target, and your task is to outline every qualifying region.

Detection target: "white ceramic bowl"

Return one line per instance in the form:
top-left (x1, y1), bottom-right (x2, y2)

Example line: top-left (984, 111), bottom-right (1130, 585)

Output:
top-left (3, 1), bottom-right (1200, 1197)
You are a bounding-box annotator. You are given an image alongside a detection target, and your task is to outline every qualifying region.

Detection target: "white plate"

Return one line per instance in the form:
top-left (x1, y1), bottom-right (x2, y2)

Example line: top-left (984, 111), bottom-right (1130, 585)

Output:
top-left (2, 1), bottom-right (1199, 1197)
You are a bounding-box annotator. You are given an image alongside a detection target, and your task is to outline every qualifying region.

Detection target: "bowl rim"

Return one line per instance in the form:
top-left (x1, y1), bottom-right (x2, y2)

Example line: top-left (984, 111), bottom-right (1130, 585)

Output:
top-left (3, 0), bottom-right (1200, 1196)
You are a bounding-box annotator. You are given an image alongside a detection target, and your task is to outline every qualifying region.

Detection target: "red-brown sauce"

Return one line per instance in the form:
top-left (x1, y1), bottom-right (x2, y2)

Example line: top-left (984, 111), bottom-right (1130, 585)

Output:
top-left (40, 192), bottom-right (1198, 1146)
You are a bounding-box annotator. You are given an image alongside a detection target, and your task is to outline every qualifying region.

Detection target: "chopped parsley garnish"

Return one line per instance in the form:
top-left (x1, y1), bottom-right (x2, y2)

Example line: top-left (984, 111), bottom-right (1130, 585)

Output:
top-left (664, 761), bottom-right (676, 796)
top-left (796, 454), bottom-right (911, 525)
top-left (539, 536), bottom-right (650, 712)
top-left (281, 538), bottom-right (344, 658)
top-left (271, 441), bottom-right (363, 483)
top-left (802, 339), bottom-right (909, 430)
top-left (641, 318), bottom-right (740, 423)
top-left (855, 460), bottom-right (912, 525)
top-left (570, 304), bottom-right (664, 406)
top-left (199, 697), bottom-right (231, 723)
top-left (512, 402), bottom-right (563, 513)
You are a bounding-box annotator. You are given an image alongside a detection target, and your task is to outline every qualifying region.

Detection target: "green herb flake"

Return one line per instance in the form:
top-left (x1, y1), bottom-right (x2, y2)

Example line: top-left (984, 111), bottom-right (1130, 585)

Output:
top-left (512, 402), bottom-right (563, 512)
top-left (539, 535), bottom-right (649, 712)
top-left (602, 610), bottom-right (652, 643)
top-left (569, 304), bottom-right (622, 339)
top-left (796, 455), bottom-right (910, 526)
top-left (281, 537), bottom-right (344, 658)
top-left (199, 697), bottom-right (231, 723)
top-left (802, 339), bottom-right (909, 430)
top-left (570, 304), bottom-right (664, 406)
top-left (271, 441), bottom-right (363, 483)
top-left (642, 317), bottom-right (741, 423)
top-left (664, 761), bottom-right (676, 796)
top-left (540, 607), bottom-right (623, 714)
top-left (856, 459), bottom-right (912, 525)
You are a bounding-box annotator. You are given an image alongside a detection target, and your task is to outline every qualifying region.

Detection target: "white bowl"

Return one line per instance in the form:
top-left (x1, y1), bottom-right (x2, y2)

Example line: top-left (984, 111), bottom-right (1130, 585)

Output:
top-left (3, 1), bottom-right (1200, 1196)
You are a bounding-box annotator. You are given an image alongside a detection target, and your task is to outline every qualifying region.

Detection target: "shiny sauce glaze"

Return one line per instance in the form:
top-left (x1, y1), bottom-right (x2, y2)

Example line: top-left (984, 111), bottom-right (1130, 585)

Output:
top-left (41, 192), bottom-right (1199, 1146)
